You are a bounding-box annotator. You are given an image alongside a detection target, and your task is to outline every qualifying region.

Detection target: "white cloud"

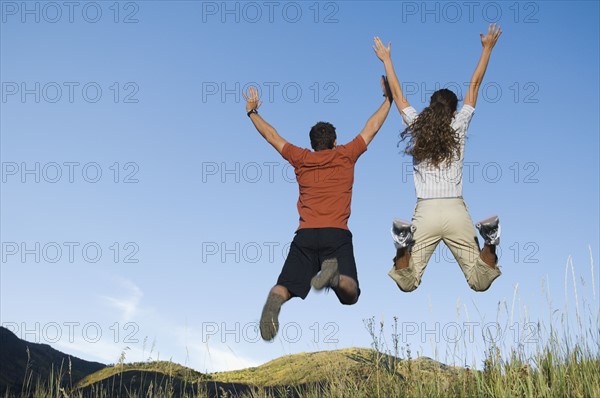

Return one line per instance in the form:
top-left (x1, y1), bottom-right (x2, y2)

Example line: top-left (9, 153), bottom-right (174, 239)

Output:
top-left (185, 341), bottom-right (261, 372)
top-left (101, 278), bottom-right (143, 322)
top-left (170, 325), bottom-right (262, 372)
top-left (54, 278), bottom-right (266, 372)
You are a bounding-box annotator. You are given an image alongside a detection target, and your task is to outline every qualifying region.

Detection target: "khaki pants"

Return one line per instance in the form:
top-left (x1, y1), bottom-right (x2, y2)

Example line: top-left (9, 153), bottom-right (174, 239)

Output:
top-left (389, 198), bottom-right (501, 292)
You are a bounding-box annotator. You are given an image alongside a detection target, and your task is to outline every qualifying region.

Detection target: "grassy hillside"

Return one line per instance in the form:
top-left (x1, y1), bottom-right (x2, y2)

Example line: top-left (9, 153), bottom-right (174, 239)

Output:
top-left (210, 347), bottom-right (463, 386)
top-left (3, 252), bottom-right (599, 398)
top-left (76, 365), bottom-right (253, 398)
top-left (2, 330), bottom-right (599, 397)
top-left (69, 347), bottom-right (469, 397)
top-left (75, 360), bottom-right (209, 389)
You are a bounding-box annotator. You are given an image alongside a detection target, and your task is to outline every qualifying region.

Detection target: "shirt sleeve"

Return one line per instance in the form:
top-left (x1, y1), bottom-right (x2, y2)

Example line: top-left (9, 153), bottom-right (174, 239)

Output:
top-left (281, 142), bottom-right (308, 168)
top-left (340, 135), bottom-right (368, 163)
top-left (401, 106), bottom-right (418, 127)
top-left (452, 104), bottom-right (475, 135)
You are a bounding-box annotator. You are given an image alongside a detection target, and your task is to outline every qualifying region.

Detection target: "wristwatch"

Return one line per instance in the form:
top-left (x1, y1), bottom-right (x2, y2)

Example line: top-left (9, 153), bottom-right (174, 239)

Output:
top-left (247, 108), bottom-right (258, 117)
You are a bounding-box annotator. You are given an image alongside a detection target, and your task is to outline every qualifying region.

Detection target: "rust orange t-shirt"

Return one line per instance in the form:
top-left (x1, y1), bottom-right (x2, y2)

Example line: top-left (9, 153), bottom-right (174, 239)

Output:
top-left (281, 135), bottom-right (367, 231)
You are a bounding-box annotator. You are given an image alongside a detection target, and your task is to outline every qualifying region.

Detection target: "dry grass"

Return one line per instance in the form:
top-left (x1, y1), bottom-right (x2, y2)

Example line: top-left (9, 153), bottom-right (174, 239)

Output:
top-left (4, 251), bottom-right (599, 397)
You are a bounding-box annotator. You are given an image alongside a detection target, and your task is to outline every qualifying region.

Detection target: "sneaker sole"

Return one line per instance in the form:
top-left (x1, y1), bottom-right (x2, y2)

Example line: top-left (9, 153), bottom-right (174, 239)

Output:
top-left (476, 215), bottom-right (500, 246)
top-left (392, 219), bottom-right (413, 235)
top-left (311, 258), bottom-right (339, 290)
top-left (476, 215), bottom-right (499, 229)
top-left (391, 219), bottom-right (416, 249)
top-left (260, 294), bottom-right (282, 341)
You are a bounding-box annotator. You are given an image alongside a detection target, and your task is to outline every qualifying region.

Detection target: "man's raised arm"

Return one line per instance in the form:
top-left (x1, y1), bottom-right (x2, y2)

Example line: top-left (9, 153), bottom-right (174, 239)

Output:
top-left (244, 86), bottom-right (287, 155)
top-left (358, 77), bottom-right (393, 146)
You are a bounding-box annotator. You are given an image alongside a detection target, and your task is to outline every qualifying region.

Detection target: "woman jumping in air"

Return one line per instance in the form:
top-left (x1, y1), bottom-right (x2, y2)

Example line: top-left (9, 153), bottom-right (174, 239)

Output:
top-left (373, 24), bottom-right (503, 292)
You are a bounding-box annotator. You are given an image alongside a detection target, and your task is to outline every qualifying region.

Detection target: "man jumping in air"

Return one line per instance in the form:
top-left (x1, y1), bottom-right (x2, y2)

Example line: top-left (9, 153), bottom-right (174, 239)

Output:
top-left (244, 78), bottom-right (392, 341)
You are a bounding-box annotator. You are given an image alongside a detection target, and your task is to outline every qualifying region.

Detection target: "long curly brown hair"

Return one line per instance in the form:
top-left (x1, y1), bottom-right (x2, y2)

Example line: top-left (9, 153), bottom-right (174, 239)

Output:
top-left (400, 89), bottom-right (461, 167)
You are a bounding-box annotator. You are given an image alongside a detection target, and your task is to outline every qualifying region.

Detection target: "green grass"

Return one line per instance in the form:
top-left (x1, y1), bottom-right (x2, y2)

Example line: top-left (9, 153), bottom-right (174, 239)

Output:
top-left (4, 251), bottom-right (599, 397)
top-left (75, 360), bottom-right (209, 389)
top-left (8, 320), bottom-right (597, 398)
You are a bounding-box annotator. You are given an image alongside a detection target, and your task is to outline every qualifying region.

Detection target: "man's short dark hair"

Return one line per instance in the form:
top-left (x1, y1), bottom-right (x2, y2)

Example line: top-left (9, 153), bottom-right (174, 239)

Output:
top-left (309, 122), bottom-right (336, 151)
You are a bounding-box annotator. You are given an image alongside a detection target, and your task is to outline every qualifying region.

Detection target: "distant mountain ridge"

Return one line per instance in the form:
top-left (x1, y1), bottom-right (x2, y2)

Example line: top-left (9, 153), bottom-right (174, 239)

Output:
top-left (0, 326), bottom-right (106, 396)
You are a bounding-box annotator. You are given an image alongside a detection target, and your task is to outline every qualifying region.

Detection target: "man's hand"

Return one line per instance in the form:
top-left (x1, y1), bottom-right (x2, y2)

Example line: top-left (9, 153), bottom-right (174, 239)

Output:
top-left (358, 77), bottom-right (393, 146)
top-left (243, 86), bottom-right (262, 113)
top-left (480, 23), bottom-right (502, 51)
top-left (373, 37), bottom-right (391, 63)
top-left (244, 85), bottom-right (287, 154)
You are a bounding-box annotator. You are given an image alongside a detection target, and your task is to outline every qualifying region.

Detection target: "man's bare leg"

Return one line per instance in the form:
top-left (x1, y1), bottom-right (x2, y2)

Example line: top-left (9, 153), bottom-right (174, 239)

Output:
top-left (260, 285), bottom-right (291, 341)
top-left (311, 258), bottom-right (358, 304)
top-left (334, 275), bottom-right (359, 305)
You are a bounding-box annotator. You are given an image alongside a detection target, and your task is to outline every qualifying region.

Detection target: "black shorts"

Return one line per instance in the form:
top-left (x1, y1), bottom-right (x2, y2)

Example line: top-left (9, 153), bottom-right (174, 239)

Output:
top-left (276, 228), bottom-right (360, 301)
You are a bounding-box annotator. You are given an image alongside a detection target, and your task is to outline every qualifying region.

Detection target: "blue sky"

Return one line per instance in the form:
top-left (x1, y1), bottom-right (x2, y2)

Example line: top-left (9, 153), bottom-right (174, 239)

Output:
top-left (1, 1), bottom-right (598, 372)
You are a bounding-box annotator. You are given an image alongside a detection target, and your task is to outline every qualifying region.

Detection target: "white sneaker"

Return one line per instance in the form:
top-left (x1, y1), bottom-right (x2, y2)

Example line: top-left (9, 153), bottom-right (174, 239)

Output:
top-left (476, 216), bottom-right (501, 245)
top-left (391, 219), bottom-right (416, 250)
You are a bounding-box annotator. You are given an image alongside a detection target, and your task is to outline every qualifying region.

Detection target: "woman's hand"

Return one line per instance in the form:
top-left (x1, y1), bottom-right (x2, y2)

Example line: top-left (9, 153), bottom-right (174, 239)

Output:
top-left (373, 36), bottom-right (392, 63)
top-left (480, 23), bottom-right (502, 51)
